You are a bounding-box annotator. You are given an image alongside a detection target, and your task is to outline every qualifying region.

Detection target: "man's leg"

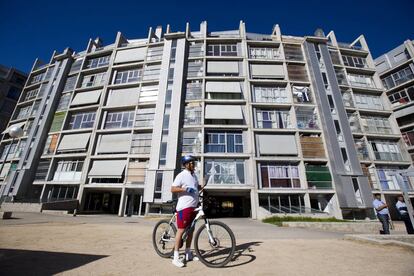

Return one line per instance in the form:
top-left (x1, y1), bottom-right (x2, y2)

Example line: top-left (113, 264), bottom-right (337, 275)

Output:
top-left (403, 215), bottom-right (414, 234)
top-left (378, 215), bottom-right (390, 234)
top-left (172, 228), bottom-right (185, 267)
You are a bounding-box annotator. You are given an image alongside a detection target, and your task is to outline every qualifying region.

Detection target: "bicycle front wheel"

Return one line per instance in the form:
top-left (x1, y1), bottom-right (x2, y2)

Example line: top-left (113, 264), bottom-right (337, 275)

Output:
top-left (152, 219), bottom-right (177, 258)
top-left (194, 220), bottom-right (236, 268)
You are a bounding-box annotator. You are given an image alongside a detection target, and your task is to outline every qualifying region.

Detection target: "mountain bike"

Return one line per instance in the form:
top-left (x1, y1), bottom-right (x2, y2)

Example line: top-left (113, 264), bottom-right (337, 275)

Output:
top-left (152, 192), bottom-right (236, 268)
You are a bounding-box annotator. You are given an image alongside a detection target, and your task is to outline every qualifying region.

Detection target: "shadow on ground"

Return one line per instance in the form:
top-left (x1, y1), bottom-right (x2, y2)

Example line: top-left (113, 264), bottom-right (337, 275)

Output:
top-left (225, 241), bottom-right (262, 268)
top-left (0, 248), bottom-right (108, 275)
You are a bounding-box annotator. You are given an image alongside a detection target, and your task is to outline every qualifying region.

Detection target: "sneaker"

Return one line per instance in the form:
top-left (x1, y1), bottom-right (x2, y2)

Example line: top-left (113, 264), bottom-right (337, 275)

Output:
top-left (172, 258), bottom-right (185, 268)
top-left (185, 252), bottom-right (199, 262)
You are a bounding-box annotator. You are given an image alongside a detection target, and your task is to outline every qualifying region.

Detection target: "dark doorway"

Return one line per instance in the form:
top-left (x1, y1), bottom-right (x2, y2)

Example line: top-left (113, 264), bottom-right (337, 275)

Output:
top-left (205, 195), bottom-right (250, 218)
top-left (84, 192), bottom-right (120, 214)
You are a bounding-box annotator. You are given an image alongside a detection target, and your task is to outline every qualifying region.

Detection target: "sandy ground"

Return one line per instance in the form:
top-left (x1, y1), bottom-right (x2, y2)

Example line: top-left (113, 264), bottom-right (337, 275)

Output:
top-left (0, 213), bottom-right (413, 276)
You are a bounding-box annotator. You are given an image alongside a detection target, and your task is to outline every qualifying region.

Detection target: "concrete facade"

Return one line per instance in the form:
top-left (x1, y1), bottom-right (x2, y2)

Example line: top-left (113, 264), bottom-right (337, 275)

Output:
top-left (1, 22), bottom-right (413, 220)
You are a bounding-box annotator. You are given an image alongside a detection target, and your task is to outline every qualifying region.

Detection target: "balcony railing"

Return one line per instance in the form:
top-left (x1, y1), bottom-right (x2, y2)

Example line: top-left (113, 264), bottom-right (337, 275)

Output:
top-left (402, 131), bottom-right (414, 147)
top-left (374, 151), bottom-right (403, 162)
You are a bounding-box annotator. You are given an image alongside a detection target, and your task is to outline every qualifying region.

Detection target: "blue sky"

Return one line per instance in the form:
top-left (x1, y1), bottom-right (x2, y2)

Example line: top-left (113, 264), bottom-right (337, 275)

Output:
top-left (0, 0), bottom-right (412, 73)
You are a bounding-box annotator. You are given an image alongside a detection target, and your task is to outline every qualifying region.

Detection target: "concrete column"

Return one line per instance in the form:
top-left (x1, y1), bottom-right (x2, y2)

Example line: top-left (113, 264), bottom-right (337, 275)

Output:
top-left (118, 187), bottom-right (126, 217)
top-left (250, 189), bottom-right (259, 219)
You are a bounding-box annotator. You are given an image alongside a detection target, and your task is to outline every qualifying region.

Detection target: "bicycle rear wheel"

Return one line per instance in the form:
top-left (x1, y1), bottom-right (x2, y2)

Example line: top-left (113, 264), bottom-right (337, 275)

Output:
top-left (194, 220), bottom-right (236, 268)
top-left (152, 219), bottom-right (177, 258)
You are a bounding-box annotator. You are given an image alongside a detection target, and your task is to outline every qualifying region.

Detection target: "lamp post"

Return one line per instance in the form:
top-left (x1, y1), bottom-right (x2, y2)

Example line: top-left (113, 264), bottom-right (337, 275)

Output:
top-left (387, 170), bottom-right (414, 231)
top-left (0, 125), bottom-right (23, 199)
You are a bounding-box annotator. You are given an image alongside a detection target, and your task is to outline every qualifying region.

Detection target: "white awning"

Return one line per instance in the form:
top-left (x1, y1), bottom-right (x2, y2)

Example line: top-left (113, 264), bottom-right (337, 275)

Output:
top-left (394, 105), bottom-right (414, 118)
top-left (205, 105), bottom-right (244, 120)
top-left (106, 87), bottom-right (139, 107)
top-left (70, 90), bottom-right (101, 106)
top-left (96, 133), bottom-right (131, 154)
top-left (207, 61), bottom-right (239, 74)
top-left (88, 160), bottom-right (127, 178)
top-left (205, 82), bottom-right (242, 93)
top-left (114, 47), bottom-right (146, 63)
top-left (257, 134), bottom-right (297, 155)
top-left (251, 64), bottom-right (284, 78)
top-left (2, 122), bottom-right (26, 135)
top-left (57, 133), bottom-right (91, 152)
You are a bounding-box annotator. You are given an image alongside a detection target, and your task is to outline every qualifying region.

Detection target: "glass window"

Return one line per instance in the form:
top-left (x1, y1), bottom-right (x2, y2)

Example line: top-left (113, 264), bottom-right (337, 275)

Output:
top-left (205, 159), bottom-right (245, 185)
top-left (249, 47), bottom-right (280, 59)
top-left (187, 60), bottom-right (203, 77)
top-left (135, 108), bottom-right (155, 128)
top-left (104, 110), bottom-right (134, 129)
top-left (186, 81), bottom-right (203, 100)
top-left (131, 133), bottom-right (152, 154)
top-left (260, 163), bottom-right (300, 188)
top-left (114, 69), bottom-right (142, 84)
top-left (205, 132), bottom-right (243, 153)
top-left (81, 72), bottom-right (107, 88)
top-left (207, 44), bottom-right (238, 56)
top-left (256, 109), bottom-right (291, 129)
top-left (67, 111), bottom-right (96, 130)
top-left (86, 55), bottom-right (110, 69)
top-left (52, 160), bottom-right (84, 181)
top-left (253, 86), bottom-right (288, 103)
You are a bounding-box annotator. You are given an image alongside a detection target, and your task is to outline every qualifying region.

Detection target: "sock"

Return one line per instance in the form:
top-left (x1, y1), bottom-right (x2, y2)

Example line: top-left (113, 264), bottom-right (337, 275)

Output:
top-left (185, 248), bottom-right (191, 256)
top-left (174, 250), bottom-right (179, 260)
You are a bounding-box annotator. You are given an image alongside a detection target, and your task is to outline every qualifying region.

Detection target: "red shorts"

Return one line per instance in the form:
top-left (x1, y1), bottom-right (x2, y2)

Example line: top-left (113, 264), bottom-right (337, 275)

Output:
top-left (176, 207), bottom-right (196, 229)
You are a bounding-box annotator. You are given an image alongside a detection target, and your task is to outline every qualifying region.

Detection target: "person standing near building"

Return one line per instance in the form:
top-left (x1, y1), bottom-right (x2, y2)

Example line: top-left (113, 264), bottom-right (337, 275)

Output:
top-left (170, 155), bottom-right (201, 268)
top-left (396, 195), bottom-right (414, 234)
top-left (373, 194), bottom-right (390, 234)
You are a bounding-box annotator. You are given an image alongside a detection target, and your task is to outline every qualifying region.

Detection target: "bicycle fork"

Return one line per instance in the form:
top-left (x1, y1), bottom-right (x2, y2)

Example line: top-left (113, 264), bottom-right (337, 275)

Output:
top-left (204, 218), bottom-right (217, 246)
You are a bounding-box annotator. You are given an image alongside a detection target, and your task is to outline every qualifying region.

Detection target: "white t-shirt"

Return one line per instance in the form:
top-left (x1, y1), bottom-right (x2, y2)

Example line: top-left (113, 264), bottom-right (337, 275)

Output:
top-left (396, 201), bottom-right (408, 215)
top-left (373, 199), bottom-right (389, 215)
top-left (172, 169), bottom-right (199, 211)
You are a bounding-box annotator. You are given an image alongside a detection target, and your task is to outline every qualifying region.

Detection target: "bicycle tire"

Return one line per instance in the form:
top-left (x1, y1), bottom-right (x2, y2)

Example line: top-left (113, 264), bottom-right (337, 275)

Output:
top-left (194, 220), bottom-right (236, 268)
top-left (152, 219), bottom-right (177, 258)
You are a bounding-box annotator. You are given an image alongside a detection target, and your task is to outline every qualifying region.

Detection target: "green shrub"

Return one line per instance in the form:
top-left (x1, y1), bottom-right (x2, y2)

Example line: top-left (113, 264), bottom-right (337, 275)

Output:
top-left (262, 216), bottom-right (348, 226)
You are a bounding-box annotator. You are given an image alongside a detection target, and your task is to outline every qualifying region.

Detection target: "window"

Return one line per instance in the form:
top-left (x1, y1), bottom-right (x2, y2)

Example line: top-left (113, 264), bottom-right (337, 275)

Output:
top-left (348, 112), bottom-right (361, 133)
top-left (329, 50), bottom-right (341, 65)
top-left (86, 55), bottom-right (110, 69)
top-left (0, 142), bottom-right (17, 160)
top-left (207, 44), bottom-right (238, 56)
top-left (47, 185), bottom-right (78, 201)
top-left (50, 112), bottom-right (66, 132)
top-left (205, 132), bottom-right (243, 153)
top-left (69, 58), bottom-right (83, 73)
top-left (182, 130), bottom-right (202, 154)
top-left (253, 86), bottom-right (288, 103)
top-left (14, 105), bottom-right (32, 120)
top-left (143, 64), bottom-right (161, 81)
top-left (30, 72), bottom-right (45, 85)
top-left (131, 133), bottom-right (152, 154)
top-left (147, 46), bottom-right (164, 61)
top-left (296, 108), bottom-right (318, 129)
top-left (391, 66), bottom-right (414, 87)
top-left (355, 138), bottom-right (369, 160)
top-left (104, 110), bottom-right (134, 129)
top-left (305, 165), bottom-right (332, 189)
top-left (186, 81), bottom-right (203, 100)
top-left (187, 60), bottom-right (203, 77)
top-left (249, 47), bottom-right (280, 59)
top-left (205, 160), bottom-right (245, 185)
top-left (56, 93), bottom-right (72, 111)
top-left (114, 69), bottom-right (142, 84)
top-left (256, 109), bottom-right (291, 129)
top-left (43, 134), bottom-right (59, 155)
top-left (34, 159), bottom-right (51, 181)
top-left (52, 160), bottom-right (84, 181)
top-left (347, 73), bottom-right (375, 88)
top-left (81, 72), bottom-right (107, 88)
top-left (377, 168), bottom-right (412, 191)
top-left (342, 55), bottom-right (367, 68)
top-left (284, 44), bottom-right (303, 61)
top-left (370, 141), bottom-right (403, 162)
top-left (287, 65), bottom-right (308, 82)
top-left (63, 75), bottom-right (77, 92)
top-left (154, 172), bottom-right (163, 199)
top-left (135, 108), bottom-right (155, 127)
top-left (67, 111), bottom-right (96, 130)
top-left (360, 116), bottom-right (392, 134)
top-left (184, 104), bottom-right (202, 125)
top-left (354, 94), bottom-right (383, 110)
top-left (260, 163), bottom-right (300, 188)
top-left (31, 101), bottom-right (40, 116)
top-left (139, 85), bottom-right (158, 103)
top-left (188, 42), bottom-right (204, 57)
top-left (352, 177), bottom-right (364, 205)
top-left (24, 88), bottom-right (39, 101)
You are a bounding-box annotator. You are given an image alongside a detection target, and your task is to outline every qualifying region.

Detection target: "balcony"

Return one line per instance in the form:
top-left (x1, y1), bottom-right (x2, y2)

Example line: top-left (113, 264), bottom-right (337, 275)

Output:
top-left (402, 130), bottom-right (414, 147)
top-left (305, 165), bottom-right (332, 189)
top-left (296, 109), bottom-right (318, 130)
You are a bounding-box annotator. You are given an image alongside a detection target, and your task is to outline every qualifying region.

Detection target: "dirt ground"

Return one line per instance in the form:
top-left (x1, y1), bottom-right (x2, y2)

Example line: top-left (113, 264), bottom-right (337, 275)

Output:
top-left (0, 213), bottom-right (413, 276)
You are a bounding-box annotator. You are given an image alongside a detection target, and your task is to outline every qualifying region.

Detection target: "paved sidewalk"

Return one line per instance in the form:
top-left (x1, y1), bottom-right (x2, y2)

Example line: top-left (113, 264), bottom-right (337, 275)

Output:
top-left (0, 213), bottom-right (413, 275)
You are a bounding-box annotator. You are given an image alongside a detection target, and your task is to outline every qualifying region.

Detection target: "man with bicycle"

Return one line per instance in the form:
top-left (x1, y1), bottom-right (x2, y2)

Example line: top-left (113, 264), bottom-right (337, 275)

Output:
top-left (170, 155), bottom-right (202, 268)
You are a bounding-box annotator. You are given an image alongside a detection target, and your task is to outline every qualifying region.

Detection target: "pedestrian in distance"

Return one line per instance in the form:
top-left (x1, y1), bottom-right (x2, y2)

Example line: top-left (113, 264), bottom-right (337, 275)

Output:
top-left (396, 195), bottom-right (414, 234)
top-left (373, 193), bottom-right (390, 234)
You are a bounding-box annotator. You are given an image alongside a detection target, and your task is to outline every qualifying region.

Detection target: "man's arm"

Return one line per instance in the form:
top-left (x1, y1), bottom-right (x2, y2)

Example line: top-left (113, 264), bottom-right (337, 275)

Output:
top-left (171, 186), bottom-right (186, 193)
top-left (376, 203), bottom-right (388, 211)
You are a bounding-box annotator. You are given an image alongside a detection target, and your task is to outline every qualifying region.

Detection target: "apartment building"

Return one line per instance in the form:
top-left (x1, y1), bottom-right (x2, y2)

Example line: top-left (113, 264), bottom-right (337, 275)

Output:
top-left (0, 22), bottom-right (412, 220)
top-left (0, 65), bottom-right (27, 133)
